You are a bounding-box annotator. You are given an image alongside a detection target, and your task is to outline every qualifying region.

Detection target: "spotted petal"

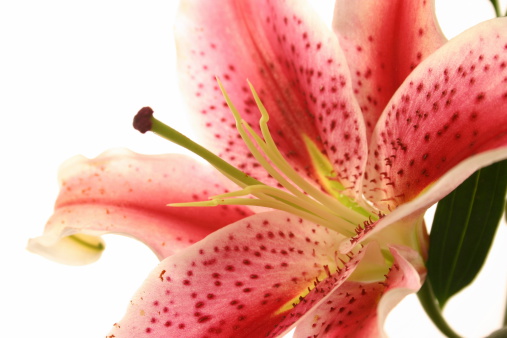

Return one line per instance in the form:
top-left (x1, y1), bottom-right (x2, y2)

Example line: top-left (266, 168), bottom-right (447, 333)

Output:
top-left (333, 0), bottom-right (447, 137)
top-left (107, 211), bottom-right (370, 337)
top-left (293, 245), bottom-right (425, 337)
top-left (364, 18), bottom-right (507, 211)
top-left (176, 0), bottom-right (367, 198)
top-left (28, 149), bottom-right (252, 265)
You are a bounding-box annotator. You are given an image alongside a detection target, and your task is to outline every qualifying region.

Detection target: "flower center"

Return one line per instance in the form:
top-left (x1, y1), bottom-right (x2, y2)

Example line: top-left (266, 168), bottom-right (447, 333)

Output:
top-left (134, 80), bottom-right (379, 243)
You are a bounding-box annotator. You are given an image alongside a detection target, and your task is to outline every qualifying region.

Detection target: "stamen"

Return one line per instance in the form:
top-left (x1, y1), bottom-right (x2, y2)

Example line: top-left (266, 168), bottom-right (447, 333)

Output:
top-left (218, 79), bottom-right (365, 229)
top-left (172, 184), bottom-right (356, 235)
top-left (134, 80), bottom-right (377, 239)
top-left (134, 106), bottom-right (348, 231)
top-left (249, 81), bottom-right (372, 222)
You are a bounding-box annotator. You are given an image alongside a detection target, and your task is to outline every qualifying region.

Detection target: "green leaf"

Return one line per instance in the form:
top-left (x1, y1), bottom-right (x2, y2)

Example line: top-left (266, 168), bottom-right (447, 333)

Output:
top-left (426, 159), bottom-right (507, 308)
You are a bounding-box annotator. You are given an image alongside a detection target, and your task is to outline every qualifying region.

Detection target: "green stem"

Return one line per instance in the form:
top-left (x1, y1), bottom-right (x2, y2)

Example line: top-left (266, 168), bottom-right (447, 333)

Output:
top-left (417, 280), bottom-right (462, 338)
top-left (150, 116), bottom-right (261, 187)
top-left (490, 0), bottom-right (502, 17)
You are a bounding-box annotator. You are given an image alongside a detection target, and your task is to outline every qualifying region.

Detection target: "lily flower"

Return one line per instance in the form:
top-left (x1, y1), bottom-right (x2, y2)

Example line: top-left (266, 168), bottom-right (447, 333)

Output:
top-left (29, 0), bottom-right (507, 336)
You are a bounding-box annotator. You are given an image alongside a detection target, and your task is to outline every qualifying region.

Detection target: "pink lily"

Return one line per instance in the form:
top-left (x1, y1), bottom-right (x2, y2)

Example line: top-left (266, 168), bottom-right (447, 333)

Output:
top-left (28, 0), bottom-right (507, 336)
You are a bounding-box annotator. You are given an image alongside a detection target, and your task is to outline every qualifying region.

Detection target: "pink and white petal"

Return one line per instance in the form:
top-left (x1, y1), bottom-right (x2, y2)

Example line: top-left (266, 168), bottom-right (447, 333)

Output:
top-left (28, 149), bottom-right (252, 265)
top-left (176, 0), bottom-right (367, 197)
top-left (341, 206), bottom-right (429, 256)
top-left (107, 211), bottom-right (362, 337)
top-left (264, 243), bottom-right (378, 337)
top-left (351, 148), bottom-right (506, 248)
top-left (364, 18), bottom-right (507, 210)
top-left (333, 0), bottom-right (447, 137)
top-left (293, 245), bottom-right (425, 338)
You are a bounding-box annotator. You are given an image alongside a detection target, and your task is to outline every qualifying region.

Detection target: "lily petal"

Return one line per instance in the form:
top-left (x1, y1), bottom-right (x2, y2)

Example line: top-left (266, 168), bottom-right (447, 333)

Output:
top-left (333, 0), bottom-right (447, 137)
top-left (107, 211), bottom-right (367, 337)
top-left (293, 245), bottom-right (425, 337)
top-left (364, 18), bottom-right (507, 210)
top-left (176, 0), bottom-right (367, 196)
top-left (351, 148), bottom-right (507, 249)
top-left (27, 149), bottom-right (252, 265)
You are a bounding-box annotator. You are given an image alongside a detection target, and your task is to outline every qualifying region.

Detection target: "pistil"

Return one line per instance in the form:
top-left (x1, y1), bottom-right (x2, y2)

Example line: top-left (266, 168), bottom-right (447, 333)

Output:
top-left (133, 106), bottom-right (261, 188)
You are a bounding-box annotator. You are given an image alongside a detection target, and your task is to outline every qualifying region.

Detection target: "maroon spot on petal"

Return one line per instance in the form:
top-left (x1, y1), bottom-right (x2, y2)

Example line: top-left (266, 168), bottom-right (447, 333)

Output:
top-left (198, 316), bottom-right (212, 324)
top-left (476, 92), bottom-right (486, 102)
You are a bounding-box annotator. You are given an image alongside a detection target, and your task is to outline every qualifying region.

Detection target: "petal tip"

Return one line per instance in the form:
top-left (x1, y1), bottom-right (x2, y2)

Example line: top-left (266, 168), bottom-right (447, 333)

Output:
top-left (27, 233), bottom-right (105, 266)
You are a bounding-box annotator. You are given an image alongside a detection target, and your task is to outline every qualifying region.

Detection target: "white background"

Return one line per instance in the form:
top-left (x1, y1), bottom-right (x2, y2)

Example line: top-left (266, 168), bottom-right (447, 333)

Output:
top-left (1, 0), bottom-right (507, 337)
